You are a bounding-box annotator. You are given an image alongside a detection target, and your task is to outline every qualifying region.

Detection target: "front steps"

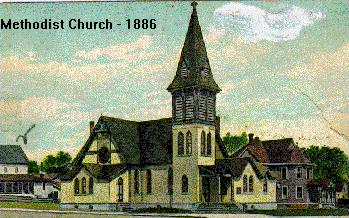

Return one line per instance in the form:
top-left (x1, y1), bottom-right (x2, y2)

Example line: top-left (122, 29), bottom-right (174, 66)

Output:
top-left (195, 203), bottom-right (241, 213)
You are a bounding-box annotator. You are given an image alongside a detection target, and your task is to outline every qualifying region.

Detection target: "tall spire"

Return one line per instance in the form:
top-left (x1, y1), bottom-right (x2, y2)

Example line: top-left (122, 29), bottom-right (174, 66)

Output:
top-left (167, 1), bottom-right (221, 93)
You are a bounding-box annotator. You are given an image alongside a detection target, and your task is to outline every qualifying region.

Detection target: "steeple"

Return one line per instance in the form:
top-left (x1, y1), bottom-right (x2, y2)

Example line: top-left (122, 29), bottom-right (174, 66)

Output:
top-left (167, 1), bottom-right (221, 93)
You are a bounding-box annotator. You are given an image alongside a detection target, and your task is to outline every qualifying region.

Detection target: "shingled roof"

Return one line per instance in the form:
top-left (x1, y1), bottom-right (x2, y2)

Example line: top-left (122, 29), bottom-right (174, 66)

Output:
top-left (232, 137), bottom-right (311, 164)
top-left (167, 2), bottom-right (221, 92)
top-left (0, 145), bottom-right (29, 165)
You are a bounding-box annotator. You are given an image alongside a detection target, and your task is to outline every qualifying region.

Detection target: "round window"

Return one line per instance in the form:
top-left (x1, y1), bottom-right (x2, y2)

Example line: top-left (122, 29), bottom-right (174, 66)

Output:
top-left (98, 146), bottom-right (110, 164)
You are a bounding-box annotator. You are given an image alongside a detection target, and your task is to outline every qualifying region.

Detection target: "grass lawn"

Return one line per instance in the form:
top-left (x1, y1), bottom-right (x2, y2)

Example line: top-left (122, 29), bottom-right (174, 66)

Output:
top-left (0, 201), bottom-right (59, 210)
top-left (249, 209), bottom-right (349, 216)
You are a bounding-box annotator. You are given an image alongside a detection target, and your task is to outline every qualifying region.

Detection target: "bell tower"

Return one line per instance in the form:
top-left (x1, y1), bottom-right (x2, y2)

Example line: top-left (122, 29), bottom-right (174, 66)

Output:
top-left (168, 2), bottom-right (221, 204)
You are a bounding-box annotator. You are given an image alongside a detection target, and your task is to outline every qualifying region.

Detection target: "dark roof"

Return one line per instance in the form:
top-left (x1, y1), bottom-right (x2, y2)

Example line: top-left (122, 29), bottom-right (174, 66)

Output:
top-left (84, 164), bottom-right (128, 182)
top-left (167, 2), bottom-right (220, 92)
top-left (0, 145), bottom-right (29, 165)
top-left (0, 174), bottom-right (56, 182)
top-left (232, 137), bottom-right (311, 164)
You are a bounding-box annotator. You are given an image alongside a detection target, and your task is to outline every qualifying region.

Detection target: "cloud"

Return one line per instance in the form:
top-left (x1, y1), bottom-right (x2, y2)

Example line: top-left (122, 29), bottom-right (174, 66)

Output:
top-left (213, 2), bottom-right (325, 42)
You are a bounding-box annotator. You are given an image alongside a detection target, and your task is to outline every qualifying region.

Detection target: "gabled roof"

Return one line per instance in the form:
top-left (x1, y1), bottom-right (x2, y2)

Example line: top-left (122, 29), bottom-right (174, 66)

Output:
top-left (0, 145), bottom-right (29, 165)
top-left (84, 164), bottom-right (128, 182)
top-left (167, 2), bottom-right (220, 92)
top-left (232, 137), bottom-right (311, 164)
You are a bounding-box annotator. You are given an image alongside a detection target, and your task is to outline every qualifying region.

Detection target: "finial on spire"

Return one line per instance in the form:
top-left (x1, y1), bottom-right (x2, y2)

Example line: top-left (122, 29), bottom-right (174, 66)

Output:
top-left (191, 1), bottom-right (198, 9)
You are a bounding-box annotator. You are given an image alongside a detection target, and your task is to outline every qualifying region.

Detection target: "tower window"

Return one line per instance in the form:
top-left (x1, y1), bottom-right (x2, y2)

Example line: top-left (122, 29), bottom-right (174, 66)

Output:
top-left (180, 61), bottom-right (188, 78)
top-left (201, 67), bottom-right (209, 79)
top-left (200, 131), bottom-right (206, 156)
top-left (178, 132), bottom-right (184, 155)
top-left (207, 132), bottom-right (212, 156)
top-left (185, 94), bottom-right (194, 120)
top-left (207, 96), bottom-right (214, 121)
top-left (134, 170), bottom-right (140, 194)
top-left (175, 96), bottom-right (183, 121)
top-left (182, 175), bottom-right (188, 194)
top-left (199, 93), bottom-right (206, 120)
top-left (146, 169), bottom-right (152, 194)
top-left (186, 131), bottom-right (192, 155)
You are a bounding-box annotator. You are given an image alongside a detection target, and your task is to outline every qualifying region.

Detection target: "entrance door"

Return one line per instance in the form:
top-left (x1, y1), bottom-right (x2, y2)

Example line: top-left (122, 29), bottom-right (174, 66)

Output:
top-left (202, 177), bottom-right (211, 202)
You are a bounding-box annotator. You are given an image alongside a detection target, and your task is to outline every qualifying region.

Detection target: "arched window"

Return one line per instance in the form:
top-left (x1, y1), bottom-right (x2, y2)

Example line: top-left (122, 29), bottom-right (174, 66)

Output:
top-left (207, 132), bottom-right (212, 156)
top-left (263, 177), bottom-right (268, 193)
top-left (182, 175), bottom-right (189, 193)
top-left (201, 131), bottom-right (206, 155)
top-left (89, 177), bottom-right (94, 194)
top-left (186, 131), bottom-right (192, 155)
top-left (243, 175), bottom-right (248, 193)
top-left (117, 177), bottom-right (123, 202)
top-left (74, 178), bottom-right (79, 195)
top-left (178, 132), bottom-right (184, 155)
top-left (168, 167), bottom-right (173, 194)
top-left (134, 170), bottom-right (140, 194)
top-left (146, 169), bottom-right (152, 194)
top-left (249, 176), bottom-right (254, 193)
top-left (81, 177), bottom-right (86, 194)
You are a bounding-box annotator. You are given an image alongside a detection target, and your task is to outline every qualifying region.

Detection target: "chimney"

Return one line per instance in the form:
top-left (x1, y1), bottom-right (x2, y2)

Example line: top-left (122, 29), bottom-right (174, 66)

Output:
top-left (248, 133), bottom-right (254, 142)
top-left (89, 121), bottom-right (95, 134)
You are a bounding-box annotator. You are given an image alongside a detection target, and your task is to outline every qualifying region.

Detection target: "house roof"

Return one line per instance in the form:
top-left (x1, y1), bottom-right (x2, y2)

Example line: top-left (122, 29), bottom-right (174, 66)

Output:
top-left (0, 145), bottom-right (29, 165)
top-left (167, 2), bottom-right (220, 92)
top-left (0, 174), bottom-right (57, 182)
top-left (232, 137), bottom-right (311, 164)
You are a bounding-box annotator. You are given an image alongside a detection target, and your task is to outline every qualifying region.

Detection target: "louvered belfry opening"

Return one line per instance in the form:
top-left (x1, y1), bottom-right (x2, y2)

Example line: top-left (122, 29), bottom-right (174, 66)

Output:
top-left (167, 2), bottom-right (220, 126)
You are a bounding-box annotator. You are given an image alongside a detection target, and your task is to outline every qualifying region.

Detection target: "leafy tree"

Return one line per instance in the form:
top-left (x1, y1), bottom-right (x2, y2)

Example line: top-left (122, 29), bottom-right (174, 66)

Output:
top-left (223, 132), bottom-right (248, 154)
top-left (41, 151), bottom-right (72, 175)
top-left (28, 160), bottom-right (40, 174)
top-left (305, 145), bottom-right (349, 185)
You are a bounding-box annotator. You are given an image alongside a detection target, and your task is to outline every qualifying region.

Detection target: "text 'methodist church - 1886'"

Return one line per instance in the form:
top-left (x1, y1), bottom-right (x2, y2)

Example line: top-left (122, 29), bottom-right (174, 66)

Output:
top-left (60, 2), bottom-right (308, 210)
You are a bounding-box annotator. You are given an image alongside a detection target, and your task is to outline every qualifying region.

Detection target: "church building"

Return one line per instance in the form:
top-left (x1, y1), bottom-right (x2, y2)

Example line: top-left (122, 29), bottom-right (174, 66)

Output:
top-left (60, 2), bottom-right (277, 211)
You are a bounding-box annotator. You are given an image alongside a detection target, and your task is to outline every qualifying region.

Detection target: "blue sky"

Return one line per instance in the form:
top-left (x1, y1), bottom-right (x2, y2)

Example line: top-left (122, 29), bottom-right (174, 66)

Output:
top-left (0, 1), bottom-right (348, 161)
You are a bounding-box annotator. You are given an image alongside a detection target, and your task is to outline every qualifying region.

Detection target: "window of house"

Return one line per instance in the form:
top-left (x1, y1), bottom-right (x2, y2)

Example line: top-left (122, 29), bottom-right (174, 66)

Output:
top-left (134, 170), bottom-right (140, 194)
top-left (297, 167), bottom-right (302, 178)
top-left (236, 187), bottom-right (242, 195)
top-left (296, 186), bottom-right (303, 199)
top-left (89, 177), bottom-right (94, 194)
top-left (4, 167), bottom-right (7, 173)
top-left (13, 182), bottom-right (19, 193)
top-left (186, 131), bottom-right (192, 155)
top-left (43, 182), bottom-right (46, 190)
top-left (6, 182), bottom-right (13, 193)
top-left (182, 175), bottom-right (188, 194)
top-left (146, 169), bottom-right (152, 194)
top-left (178, 132), bottom-right (184, 155)
top-left (74, 178), bottom-right (79, 195)
top-left (248, 176), bottom-right (254, 193)
top-left (168, 167), bottom-right (173, 194)
top-left (207, 132), bottom-right (212, 156)
top-left (306, 168), bottom-right (311, 179)
top-left (263, 178), bottom-right (268, 193)
top-left (282, 186), bottom-right (288, 199)
top-left (281, 167), bottom-right (288, 180)
top-left (81, 177), bottom-right (86, 194)
top-left (15, 167), bottom-right (18, 173)
top-left (118, 177), bottom-right (123, 202)
top-left (0, 182), bottom-right (4, 193)
top-left (201, 131), bottom-right (206, 156)
top-left (243, 175), bottom-right (248, 193)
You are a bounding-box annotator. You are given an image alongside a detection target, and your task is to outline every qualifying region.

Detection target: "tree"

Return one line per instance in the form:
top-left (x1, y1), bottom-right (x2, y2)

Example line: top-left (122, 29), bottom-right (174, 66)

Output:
top-left (41, 151), bottom-right (72, 175)
top-left (28, 160), bottom-right (40, 174)
top-left (223, 132), bottom-right (248, 154)
top-left (305, 145), bottom-right (349, 185)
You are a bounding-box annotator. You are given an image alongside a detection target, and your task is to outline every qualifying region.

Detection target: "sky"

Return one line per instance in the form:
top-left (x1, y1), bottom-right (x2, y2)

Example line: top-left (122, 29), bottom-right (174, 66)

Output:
top-left (0, 1), bottom-right (348, 161)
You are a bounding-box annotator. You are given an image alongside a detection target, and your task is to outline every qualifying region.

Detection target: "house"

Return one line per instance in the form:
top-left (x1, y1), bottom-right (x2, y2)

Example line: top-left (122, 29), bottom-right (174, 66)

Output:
top-left (0, 144), bottom-right (59, 201)
top-left (232, 134), bottom-right (314, 209)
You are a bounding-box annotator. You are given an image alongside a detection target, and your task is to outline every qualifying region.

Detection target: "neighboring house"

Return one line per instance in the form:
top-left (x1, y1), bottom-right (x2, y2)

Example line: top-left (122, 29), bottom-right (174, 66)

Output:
top-left (233, 134), bottom-right (314, 209)
top-left (0, 144), bottom-right (59, 200)
top-left (336, 181), bottom-right (349, 201)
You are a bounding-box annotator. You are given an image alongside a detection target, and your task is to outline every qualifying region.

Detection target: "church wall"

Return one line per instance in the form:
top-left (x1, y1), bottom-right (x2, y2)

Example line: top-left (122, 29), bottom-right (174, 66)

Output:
top-left (60, 169), bottom-right (110, 204)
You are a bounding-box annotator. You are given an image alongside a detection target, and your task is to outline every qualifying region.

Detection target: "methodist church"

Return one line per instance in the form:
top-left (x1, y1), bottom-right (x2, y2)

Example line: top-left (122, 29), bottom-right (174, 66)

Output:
top-left (60, 2), bottom-right (280, 211)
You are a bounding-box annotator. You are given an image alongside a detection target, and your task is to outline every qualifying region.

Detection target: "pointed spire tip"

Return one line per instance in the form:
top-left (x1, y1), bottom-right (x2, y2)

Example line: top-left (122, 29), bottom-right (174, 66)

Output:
top-left (191, 1), bottom-right (198, 9)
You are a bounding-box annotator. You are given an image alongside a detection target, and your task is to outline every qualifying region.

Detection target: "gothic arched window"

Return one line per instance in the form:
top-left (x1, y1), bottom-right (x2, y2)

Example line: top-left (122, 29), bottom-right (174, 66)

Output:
top-left (201, 131), bottom-right (206, 155)
top-left (263, 177), bottom-right (268, 193)
top-left (243, 175), bottom-right (248, 193)
top-left (186, 131), bottom-right (192, 155)
top-left (81, 177), bottom-right (86, 194)
top-left (74, 178), bottom-right (79, 195)
top-left (207, 132), bottom-right (212, 156)
top-left (134, 170), bottom-right (140, 194)
top-left (249, 176), bottom-right (254, 193)
top-left (89, 177), bottom-right (94, 194)
top-left (146, 169), bottom-right (152, 194)
top-left (178, 132), bottom-right (184, 155)
top-left (118, 177), bottom-right (123, 202)
top-left (180, 60), bottom-right (188, 78)
top-left (168, 167), bottom-right (173, 194)
top-left (182, 175), bottom-right (188, 193)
